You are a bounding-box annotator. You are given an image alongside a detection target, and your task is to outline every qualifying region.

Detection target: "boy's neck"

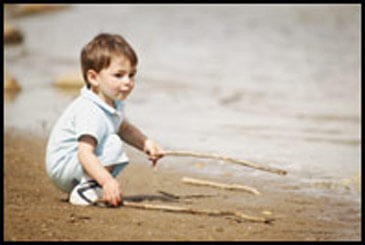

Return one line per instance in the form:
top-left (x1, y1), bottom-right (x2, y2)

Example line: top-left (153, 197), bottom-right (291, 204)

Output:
top-left (90, 86), bottom-right (116, 108)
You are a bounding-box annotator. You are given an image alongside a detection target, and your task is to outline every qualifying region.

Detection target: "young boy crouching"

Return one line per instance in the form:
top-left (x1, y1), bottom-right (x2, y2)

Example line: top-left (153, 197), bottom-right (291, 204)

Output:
top-left (46, 33), bottom-right (163, 207)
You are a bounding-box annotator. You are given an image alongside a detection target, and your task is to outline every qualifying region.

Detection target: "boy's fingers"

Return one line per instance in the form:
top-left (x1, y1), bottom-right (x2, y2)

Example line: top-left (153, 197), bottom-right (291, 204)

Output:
top-left (103, 194), bottom-right (109, 205)
top-left (110, 196), bottom-right (118, 207)
top-left (146, 146), bottom-right (163, 157)
top-left (112, 190), bottom-right (120, 206)
top-left (148, 152), bottom-right (163, 160)
top-left (115, 193), bottom-right (121, 204)
top-left (146, 146), bottom-right (164, 168)
top-left (103, 191), bottom-right (120, 207)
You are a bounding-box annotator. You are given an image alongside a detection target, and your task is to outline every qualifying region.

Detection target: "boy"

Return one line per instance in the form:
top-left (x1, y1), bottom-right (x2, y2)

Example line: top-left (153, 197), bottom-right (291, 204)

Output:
top-left (46, 33), bottom-right (163, 207)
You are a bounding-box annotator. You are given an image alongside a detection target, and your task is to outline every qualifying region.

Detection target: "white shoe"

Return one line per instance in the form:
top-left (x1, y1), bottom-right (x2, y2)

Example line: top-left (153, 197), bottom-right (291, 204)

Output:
top-left (69, 178), bottom-right (103, 206)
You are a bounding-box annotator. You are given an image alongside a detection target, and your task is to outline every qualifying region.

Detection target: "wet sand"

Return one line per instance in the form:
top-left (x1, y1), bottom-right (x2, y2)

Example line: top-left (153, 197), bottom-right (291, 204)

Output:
top-left (4, 129), bottom-right (361, 241)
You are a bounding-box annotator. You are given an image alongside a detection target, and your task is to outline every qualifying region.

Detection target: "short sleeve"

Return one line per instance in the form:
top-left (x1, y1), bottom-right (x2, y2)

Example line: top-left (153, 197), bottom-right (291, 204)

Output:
top-left (74, 106), bottom-right (106, 145)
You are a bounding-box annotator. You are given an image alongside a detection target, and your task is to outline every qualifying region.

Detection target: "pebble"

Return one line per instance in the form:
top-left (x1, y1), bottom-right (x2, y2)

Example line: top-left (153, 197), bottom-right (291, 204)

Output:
top-left (262, 210), bottom-right (272, 216)
top-left (4, 72), bottom-right (21, 92)
top-left (132, 218), bottom-right (142, 226)
top-left (4, 23), bottom-right (23, 45)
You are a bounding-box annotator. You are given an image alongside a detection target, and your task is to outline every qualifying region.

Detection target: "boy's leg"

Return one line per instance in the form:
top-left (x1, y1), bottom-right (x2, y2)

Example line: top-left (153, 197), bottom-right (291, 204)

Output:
top-left (96, 133), bottom-right (129, 176)
top-left (69, 134), bottom-right (129, 206)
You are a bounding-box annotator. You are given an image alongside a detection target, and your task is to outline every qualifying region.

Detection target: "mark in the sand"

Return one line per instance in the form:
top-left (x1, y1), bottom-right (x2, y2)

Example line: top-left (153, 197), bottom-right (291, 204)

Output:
top-left (123, 194), bottom-right (178, 203)
top-left (60, 198), bottom-right (69, 203)
top-left (219, 92), bottom-right (244, 105)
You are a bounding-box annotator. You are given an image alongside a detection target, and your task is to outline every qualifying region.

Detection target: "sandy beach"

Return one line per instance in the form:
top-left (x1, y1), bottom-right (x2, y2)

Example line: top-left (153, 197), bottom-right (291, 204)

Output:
top-left (4, 4), bottom-right (361, 241)
top-left (4, 129), bottom-right (361, 241)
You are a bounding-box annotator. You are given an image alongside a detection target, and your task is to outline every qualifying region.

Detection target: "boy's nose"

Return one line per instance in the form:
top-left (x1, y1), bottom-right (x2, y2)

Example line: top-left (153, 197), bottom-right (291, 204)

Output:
top-left (121, 78), bottom-right (133, 88)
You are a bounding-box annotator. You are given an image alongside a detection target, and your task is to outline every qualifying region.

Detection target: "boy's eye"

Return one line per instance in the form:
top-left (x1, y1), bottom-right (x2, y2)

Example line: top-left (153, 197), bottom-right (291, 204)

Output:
top-left (114, 73), bottom-right (124, 78)
top-left (114, 72), bottom-right (136, 79)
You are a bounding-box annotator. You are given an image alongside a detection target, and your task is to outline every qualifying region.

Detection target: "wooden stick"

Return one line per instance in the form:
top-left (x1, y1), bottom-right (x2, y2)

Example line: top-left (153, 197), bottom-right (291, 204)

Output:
top-left (121, 201), bottom-right (273, 223)
top-left (182, 177), bottom-right (261, 195)
top-left (157, 190), bottom-right (218, 199)
top-left (161, 150), bottom-right (287, 176)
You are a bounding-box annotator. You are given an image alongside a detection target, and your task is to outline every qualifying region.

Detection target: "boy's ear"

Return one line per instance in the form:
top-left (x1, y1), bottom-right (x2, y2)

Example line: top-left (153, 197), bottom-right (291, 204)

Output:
top-left (87, 69), bottom-right (99, 87)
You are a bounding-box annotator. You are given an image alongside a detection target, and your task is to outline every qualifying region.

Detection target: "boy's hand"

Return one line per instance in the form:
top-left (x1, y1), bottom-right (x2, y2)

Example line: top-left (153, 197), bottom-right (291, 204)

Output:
top-left (143, 138), bottom-right (164, 168)
top-left (102, 178), bottom-right (122, 207)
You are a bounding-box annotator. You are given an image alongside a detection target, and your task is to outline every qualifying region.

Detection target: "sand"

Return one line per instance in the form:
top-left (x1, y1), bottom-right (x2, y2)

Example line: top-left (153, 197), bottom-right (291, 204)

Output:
top-left (4, 129), bottom-right (361, 241)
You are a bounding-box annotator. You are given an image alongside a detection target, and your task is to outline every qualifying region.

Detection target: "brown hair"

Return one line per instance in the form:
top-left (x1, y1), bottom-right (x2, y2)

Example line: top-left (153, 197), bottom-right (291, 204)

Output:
top-left (80, 33), bottom-right (138, 88)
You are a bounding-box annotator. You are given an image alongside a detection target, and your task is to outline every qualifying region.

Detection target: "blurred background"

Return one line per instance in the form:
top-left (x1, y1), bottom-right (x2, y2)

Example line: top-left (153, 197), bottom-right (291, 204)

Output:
top-left (4, 4), bottom-right (361, 200)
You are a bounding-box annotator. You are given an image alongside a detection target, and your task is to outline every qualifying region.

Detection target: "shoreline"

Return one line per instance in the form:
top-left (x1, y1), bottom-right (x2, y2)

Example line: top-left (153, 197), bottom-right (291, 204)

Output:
top-left (4, 128), bottom-right (361, 241)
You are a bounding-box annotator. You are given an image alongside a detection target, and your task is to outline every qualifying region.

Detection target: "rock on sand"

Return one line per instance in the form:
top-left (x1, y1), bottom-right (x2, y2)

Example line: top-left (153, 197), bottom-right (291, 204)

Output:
top-left (4, 72), bottom-right (21, 92)
top-left (4, 23), bottom-right (23, 45)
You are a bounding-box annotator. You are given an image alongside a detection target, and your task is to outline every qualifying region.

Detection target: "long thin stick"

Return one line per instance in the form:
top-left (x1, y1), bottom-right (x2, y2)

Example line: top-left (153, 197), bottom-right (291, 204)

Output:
top-left (182, 177), bottom-right (261, 195)
top-left (161, 150), bottom-right (287, 176)
top-left (157, 190), bottom-right (218, 199)
top-left (121, 201), bottom-right (273, 223)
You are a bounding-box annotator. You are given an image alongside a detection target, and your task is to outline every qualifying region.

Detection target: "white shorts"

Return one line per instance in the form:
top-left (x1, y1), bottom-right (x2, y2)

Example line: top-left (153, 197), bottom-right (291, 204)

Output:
top-left (48, 134), bottom-right (129, 193)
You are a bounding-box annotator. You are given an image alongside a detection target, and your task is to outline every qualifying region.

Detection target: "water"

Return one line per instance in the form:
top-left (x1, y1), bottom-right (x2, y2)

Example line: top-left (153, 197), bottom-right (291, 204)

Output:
top-left (4, 4), bottom-right (361, 199)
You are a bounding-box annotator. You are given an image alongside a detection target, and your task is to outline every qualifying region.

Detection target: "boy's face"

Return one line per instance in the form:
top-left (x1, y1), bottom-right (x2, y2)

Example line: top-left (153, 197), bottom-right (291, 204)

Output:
top-left (88, 54), bottom-right (136, 106)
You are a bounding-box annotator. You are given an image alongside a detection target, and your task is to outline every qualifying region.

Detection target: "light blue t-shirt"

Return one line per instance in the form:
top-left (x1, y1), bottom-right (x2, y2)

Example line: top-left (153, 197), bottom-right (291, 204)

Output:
top-left (46, 86), bottom-right (129, 188)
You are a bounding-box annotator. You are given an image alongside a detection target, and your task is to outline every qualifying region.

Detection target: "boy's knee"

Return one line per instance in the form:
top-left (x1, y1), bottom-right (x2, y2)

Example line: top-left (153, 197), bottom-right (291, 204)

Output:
top-left (98, 134), bottom-right (124, 163)
top-left (104, 134), bottom-right (123, 151)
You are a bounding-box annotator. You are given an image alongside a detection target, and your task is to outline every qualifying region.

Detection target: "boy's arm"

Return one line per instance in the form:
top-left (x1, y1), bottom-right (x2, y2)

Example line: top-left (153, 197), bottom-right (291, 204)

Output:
top-left (118, 119), bottom-right (163, 166)
top-left (78, 135), bottom-right (121, 206)
top-left (118, 119), bottom-right (147, 151)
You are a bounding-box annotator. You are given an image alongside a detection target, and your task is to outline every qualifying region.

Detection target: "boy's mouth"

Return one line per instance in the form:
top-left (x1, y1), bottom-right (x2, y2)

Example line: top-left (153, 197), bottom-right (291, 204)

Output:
top-left (115, 93), bottom-right (125, 100)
